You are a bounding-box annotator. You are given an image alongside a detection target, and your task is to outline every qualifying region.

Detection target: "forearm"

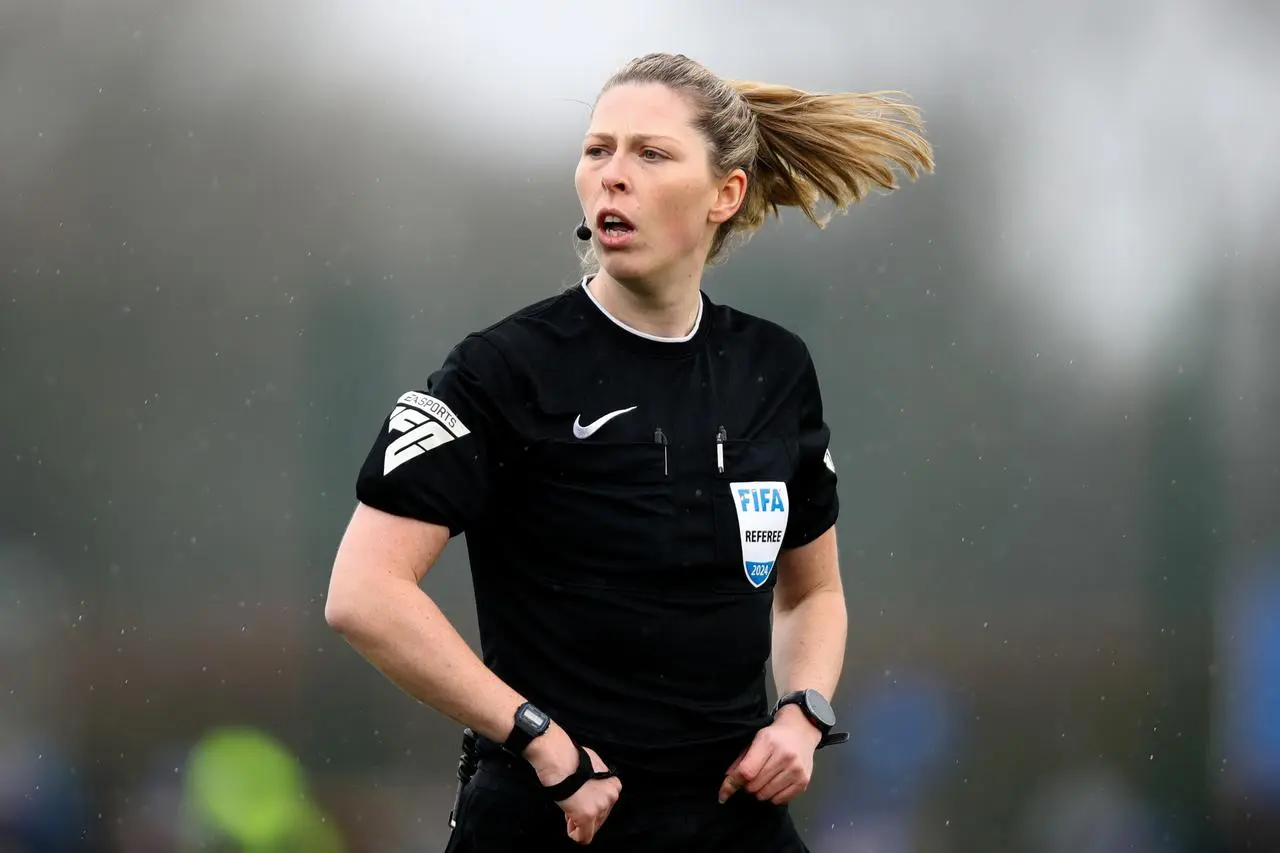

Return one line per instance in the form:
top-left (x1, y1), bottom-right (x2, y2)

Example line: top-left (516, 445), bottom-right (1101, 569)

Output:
top-left (327, 576), bottom-right (534, 746)
top-left (327, 572), bottom-right (581, 780)
top-left (770, 588), bottom-right (847, 699)
top-left (328, 576), bottom-right (518, 738)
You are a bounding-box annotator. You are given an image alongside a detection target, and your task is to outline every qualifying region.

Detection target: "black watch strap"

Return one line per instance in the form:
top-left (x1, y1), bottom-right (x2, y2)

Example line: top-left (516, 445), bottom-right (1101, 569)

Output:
top-left (502, 702), bottom-right (550, 757)
top-left (775, 689), bottom-right (850, 750)
top-left (542, 744), bottom-right (617, 802)
top-left (817, 731), bottom-right (851, 750)
top-left (774, 690), bottom-right (812, 720)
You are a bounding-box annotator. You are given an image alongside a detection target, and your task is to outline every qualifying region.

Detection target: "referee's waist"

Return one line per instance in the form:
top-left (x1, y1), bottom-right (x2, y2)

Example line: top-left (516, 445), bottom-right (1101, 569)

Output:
top-left (472, 729), bottom-right (754, 791)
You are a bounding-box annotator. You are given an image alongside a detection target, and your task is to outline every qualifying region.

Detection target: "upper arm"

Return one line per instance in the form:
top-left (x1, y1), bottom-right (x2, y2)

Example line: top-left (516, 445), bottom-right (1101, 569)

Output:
top-left (328, 335), bottom-right (516, 620)
top-left (782, 344), bottom-right (839, 550)
top-left (331, 501), bottom-right (451, 589)
top-left (775, 524), bottom-right (841, 611)
top-left (326, 501), bottom-right (452, 627)
top-left (775, 342), bottom-right (842, 610)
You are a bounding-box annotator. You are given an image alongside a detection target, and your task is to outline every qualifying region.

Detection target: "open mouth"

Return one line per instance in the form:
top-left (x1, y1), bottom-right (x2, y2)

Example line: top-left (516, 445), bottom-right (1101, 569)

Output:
top-left (597, 211), bottom-right (636, 237)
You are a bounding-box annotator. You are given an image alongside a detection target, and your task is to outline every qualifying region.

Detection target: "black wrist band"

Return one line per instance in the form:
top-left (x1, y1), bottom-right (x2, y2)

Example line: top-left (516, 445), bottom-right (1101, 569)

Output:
top-left (542, 744), bottom-right (617, 802)
top-left (817, 731), bottom-right (850, 749)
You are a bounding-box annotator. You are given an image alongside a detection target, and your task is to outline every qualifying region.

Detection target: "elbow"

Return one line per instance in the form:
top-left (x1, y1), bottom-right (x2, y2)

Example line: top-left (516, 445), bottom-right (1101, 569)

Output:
top-left (324, 580), bottom-right (369, 637)
top-left (323, 593), bottom-right (354, 635)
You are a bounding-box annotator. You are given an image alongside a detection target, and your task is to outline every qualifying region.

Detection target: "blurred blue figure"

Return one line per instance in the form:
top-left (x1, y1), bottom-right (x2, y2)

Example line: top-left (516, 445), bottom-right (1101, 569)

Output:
top-left (0, 731), bottom-right (86, 853)
top-left (1019, 763), bottom-right (1167, 853)
top-left (811, 670), bottom-right (955, 853)
top-left (1220, 555), bottom-right (1280, 797)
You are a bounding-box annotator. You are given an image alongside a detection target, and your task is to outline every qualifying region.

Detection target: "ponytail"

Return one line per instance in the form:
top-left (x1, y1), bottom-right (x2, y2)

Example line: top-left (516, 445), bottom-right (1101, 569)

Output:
top-left (730, 83), bottom-right (934, 237)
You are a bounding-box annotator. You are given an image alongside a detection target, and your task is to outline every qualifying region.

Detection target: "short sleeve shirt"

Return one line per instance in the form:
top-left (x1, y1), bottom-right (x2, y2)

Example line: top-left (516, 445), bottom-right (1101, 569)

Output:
top-left (355, 279), bottom-right (839, 773)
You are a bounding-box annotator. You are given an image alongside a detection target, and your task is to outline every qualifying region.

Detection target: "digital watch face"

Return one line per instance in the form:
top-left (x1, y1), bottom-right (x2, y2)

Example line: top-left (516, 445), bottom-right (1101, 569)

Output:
top-left (520, 705), bottom-right (549, 732)
top-left (805, 689), bottom-right (836, 728)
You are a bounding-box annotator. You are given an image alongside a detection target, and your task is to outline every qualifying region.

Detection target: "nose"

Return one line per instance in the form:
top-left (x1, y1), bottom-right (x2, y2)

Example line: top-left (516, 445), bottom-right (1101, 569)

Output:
top-left (599, 157), bottom-right (630, 194)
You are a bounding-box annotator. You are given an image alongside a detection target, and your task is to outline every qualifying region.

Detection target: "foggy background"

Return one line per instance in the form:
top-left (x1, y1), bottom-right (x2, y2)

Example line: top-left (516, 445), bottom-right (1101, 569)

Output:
top-left (3, 0), bottom-right (1278, 851)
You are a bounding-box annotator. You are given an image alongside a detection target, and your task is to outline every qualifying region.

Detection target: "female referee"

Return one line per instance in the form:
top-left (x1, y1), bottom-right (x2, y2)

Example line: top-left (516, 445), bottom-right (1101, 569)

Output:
top-left (325, 52), bottom-right (933, 852)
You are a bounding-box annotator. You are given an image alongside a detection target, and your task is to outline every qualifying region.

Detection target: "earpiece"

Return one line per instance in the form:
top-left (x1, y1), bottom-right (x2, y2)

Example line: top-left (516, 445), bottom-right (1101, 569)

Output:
top-left (575, 218), bottom-right (592, 241)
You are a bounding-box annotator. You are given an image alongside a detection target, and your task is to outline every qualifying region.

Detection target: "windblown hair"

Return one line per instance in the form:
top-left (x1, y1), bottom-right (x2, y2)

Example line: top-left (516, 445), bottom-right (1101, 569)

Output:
top-left (578, 52), bottom-right (934, 269)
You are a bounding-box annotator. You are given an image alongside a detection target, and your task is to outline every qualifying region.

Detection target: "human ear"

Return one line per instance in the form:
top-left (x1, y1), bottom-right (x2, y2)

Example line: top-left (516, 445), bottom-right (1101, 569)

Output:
top-left (708, 168), bottom-right (747, 225)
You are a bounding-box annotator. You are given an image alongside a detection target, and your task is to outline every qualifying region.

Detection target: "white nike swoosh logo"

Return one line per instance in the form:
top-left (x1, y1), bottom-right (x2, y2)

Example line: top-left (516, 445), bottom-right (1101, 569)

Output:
top-left (572, 405), bottom-right (638, 439)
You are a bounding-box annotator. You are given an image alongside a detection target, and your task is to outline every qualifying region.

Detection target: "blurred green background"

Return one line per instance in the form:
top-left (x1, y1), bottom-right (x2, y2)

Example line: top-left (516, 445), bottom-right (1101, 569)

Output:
top-left (3, 1), bottom-right (1278, 851)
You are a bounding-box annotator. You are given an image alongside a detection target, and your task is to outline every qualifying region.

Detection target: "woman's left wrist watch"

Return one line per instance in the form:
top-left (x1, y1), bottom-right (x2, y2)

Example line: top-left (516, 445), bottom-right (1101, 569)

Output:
top-left (773, 688), bottom-right (850, 749)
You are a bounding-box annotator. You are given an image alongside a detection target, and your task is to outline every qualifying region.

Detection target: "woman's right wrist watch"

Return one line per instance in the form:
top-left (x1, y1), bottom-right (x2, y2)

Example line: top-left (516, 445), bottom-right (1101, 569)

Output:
top-left (502, 701), bottom-right (551, 757)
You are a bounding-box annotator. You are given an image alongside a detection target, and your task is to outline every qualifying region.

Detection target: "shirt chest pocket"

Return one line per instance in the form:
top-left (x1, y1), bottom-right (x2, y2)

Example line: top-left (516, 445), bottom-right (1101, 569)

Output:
top-left (711, 437), bottom-right (797, 593)
top-left (528, 439), bottom-right (675, 579)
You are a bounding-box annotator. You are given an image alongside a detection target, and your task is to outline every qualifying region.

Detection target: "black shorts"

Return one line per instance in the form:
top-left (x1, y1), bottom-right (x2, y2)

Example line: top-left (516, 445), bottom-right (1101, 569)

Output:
top-left (443, 751), bottom-right (810, 853)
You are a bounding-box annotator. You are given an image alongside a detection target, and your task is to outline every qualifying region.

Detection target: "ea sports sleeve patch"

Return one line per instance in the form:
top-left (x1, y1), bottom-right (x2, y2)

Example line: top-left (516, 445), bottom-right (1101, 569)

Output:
top-left (381, 392), bottom-right (473, 476)
top-left (355, 335), bottom-right (515, 536)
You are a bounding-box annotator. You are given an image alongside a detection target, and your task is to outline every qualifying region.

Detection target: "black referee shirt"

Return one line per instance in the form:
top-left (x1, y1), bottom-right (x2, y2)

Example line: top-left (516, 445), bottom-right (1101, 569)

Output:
top-left (355, 277), bottom-right (839, 775)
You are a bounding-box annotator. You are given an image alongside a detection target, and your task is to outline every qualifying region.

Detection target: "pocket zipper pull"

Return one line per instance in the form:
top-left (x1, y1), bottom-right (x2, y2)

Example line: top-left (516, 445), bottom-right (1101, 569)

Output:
top-left (654, 427), bottom-right (669, 477)
top-left (715, 425), bottom-right (727, 473)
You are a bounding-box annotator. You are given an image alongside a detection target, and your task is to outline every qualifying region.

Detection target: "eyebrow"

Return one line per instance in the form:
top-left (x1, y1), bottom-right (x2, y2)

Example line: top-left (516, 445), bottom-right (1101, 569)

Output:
top-left (584, 132), bottom-right (682, 147)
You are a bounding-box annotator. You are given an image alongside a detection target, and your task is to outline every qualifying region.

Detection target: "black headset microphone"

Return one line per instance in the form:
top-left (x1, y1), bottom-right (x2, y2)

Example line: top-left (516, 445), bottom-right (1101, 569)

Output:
top-left (575, 217), bottom-right (592, 241)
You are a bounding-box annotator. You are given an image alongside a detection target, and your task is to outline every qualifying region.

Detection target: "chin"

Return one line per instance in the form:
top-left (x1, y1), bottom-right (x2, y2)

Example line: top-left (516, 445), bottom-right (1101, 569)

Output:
top-left (598, 253), bottom-right (657, 285)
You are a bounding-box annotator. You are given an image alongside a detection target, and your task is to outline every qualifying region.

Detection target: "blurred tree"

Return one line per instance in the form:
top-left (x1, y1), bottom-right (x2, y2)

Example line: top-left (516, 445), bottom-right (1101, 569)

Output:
top-left (1138, 276), bottom-right (1225, 851)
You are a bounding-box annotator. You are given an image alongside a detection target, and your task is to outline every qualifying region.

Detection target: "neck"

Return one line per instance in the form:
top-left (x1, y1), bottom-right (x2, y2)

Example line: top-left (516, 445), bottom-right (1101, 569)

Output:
top-left (588, 269), bottom-right (703, 339)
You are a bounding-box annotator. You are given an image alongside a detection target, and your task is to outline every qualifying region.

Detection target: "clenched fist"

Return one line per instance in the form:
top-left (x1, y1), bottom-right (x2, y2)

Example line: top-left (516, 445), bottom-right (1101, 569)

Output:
top-left (528, 725), bottom-right (622, 845)
top-left (718, 705), bottom-right (823, 805)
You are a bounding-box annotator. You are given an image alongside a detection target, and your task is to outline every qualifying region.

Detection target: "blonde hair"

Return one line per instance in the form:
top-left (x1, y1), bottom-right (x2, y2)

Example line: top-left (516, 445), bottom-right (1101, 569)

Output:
top-left (577, 52), bottom-right (934, 270)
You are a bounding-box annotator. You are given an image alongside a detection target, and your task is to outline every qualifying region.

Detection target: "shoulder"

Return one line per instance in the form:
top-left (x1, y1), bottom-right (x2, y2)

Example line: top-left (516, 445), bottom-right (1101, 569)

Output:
top-left (463, 283), bottom-right (585, 359)
top-left (704, 294), bottom-right (815, 373)
top-left (444, 284), bottom-right (583, 378)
